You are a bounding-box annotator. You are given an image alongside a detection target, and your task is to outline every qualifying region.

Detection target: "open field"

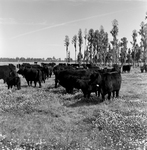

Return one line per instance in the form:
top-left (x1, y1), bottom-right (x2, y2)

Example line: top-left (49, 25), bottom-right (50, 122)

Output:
top-left (0, 65), bottom-right (147, 149)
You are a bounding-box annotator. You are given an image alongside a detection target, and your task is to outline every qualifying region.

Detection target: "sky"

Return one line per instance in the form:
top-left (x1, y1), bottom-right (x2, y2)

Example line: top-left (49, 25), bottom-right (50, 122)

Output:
top-left (0, 0), bottom-right (147, 60)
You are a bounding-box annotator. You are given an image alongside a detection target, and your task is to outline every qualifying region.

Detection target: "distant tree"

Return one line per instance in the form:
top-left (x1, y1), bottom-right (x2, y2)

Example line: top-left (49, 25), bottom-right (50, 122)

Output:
top-left (83, 29), bottom-right (88, 62)
top-left (77, 29), bottom-right (83, 65)
top-left (120, 37), bottom-right (128, 65)
top-left (126, 48), bottom-right (132, 64)
top-left (100, 27), bottom-right (109, 65)
top-left (84, 29), bottom-right (88, 49)
top-left (20, 57), bottom-right (25, 62)
top-left (135, 44), bottom-right (142, 63)
top-left (84, 46), bottom-right (89, 64)
top-left (16, 57), bottom-right (19, 62)
top-left (110, 19), bottom-right (119, 64)
top-left (87, 28), bottom-right (94, 63)
top-left (72, 35), bottom-right (77, 63)
top-left (93, 29), bottom-right (99, 64)
top-left (105, 44), bottom-right (112, 65)
top-left (139, 21), bottom-right (147, 64)
top-left (64, 35), bottom-right (70, 63)
top-left (93, 30), bottom-right (99, 63)
top-left (131, 30), bottom-right (137, 66)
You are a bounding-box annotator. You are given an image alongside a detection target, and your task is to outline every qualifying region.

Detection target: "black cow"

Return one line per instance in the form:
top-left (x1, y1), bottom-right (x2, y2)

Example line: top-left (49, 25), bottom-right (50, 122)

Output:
top-left (41, 63), bottom-right (54, 78)
top-left (55, 68), bottom-right (93, 93)
top-left (53, 65), bottom-right (74, 88)
top-left (89, 71), bottom-right (122, 101)
top-left (30, 64), bottom-right (47, 83)
top-left (140, 64), bottom-right (147, 73)
top-left (6, 76), bottom-right (21, 90)
top-left (42, 65), bottom-right (53, 78)
top-left (17, 67), bottom-right (42, 88)
top-left (122, 65), bottom-right (132, 73)
top-left (58, 74), bottom-right (76, 93)
top-left (0, 64), bottom-right (16, 83)
top-left (74, 78), bottom-right (99, 98)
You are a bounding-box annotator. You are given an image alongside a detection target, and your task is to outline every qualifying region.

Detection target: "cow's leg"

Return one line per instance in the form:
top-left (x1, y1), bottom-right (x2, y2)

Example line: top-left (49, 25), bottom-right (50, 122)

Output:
top-left (38, 81), bottom-right (42, 88)
top-left (34, 81), bottom-right (37, 87)
top-left (98, 89), bottom-right (101, 97)
top-left (55, 77), bottom-right (58, 88)
top-left (17, 82), bottom-right (21, 90)
top-left (27, 80), bottom-right (30, 86)
top-left (87, 92), bottom-right (91, 98)
top-left (108, 92), bottom-right (111, 100)
top-left (30, 81), bottom-right (32, 86)
top-left (112, 91), bottom-right (115, 98)
top-left (101, 94), bottom-right (105, 102)
top-left (116, 90), bottom-right (119, 98)
top-left (83, 92), bottom-right (87, 98)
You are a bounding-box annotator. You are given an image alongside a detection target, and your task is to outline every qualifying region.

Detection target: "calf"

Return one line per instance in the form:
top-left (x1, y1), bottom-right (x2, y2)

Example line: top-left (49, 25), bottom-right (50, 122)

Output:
top-left (6, 76), bottom-right (21, 90)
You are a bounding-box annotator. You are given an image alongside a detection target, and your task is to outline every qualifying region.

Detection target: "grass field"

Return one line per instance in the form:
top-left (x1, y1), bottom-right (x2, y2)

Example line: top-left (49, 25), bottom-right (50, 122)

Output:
top-left (0, 65), bottom-right (147, 150)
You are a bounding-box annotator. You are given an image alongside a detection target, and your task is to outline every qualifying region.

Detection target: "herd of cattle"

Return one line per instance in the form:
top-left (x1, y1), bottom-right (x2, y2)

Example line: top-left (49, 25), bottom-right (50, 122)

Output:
top-left (0, 62), bottom-right (137, 101)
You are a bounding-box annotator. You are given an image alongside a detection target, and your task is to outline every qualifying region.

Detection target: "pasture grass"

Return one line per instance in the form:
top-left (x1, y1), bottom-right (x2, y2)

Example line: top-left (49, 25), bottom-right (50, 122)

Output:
top-left (0, 67), bottom-right (147, 149)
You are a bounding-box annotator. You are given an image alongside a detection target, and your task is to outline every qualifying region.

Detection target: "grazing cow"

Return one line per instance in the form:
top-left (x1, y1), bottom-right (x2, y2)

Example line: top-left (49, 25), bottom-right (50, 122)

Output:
top-left (74, 78), bottom-right (99, 98)
top-left (17, 67), bottom-right (42, 88)
top-left (55, 68), bottom-right (93, 93)
top-left (89, 71), bottom-right (122, 101)
top-left (122, 65), bottom-right (132, 73)
top-left (53, 65), bottom-right (74, 88)
top-left (0, 64), bottom-right (16, 83)
top-left (58, 74), bottom-right (76, 93)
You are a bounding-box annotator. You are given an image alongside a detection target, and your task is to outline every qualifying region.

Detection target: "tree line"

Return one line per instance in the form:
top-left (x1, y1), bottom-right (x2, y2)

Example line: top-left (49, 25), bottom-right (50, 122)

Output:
top-left (0, 57), bottom-right (66, 62)
top-left (64, 13), bottom-right (147, 66)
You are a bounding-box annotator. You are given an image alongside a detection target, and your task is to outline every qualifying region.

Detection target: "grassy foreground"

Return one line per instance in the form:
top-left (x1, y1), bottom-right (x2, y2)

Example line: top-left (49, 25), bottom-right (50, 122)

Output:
top-left (0, 67), bottom-right (147, 150)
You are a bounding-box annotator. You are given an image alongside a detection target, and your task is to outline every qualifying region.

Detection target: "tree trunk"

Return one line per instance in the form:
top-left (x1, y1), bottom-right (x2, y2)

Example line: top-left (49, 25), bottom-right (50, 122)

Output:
top-left (66, 47), bottom-right (68, 63)
top-left (75, 48), bottom-right (76, 63)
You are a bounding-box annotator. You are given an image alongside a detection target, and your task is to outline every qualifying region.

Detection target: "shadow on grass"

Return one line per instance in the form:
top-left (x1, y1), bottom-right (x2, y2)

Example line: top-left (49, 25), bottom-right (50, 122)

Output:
top-left (51, 89), bottom-right (66, 94)
top-left (49, 87), bottom-right (79, 95)
top-left (21, 85), bottom-right (41, 88)
top-left (65, 96), bottom-right (102, 107)
top-left (121, 94), bottom-right (141, 100)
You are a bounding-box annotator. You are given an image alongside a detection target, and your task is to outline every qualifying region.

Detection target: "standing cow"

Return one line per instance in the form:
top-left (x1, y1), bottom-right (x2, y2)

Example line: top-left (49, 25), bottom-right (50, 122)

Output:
top-left (0, 64), bottom-right (16, 83)
top-left (89, 71), bottom-right (122, 101)
top-left (6, 76), bottom-right (21, 90)
top-left (17, 67), bottom-right (42, 88)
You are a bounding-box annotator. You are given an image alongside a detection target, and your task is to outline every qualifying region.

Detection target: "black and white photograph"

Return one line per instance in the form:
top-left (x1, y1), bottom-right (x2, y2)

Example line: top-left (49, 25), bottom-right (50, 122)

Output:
top-left (0, 0), bottom-right (147, 149)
